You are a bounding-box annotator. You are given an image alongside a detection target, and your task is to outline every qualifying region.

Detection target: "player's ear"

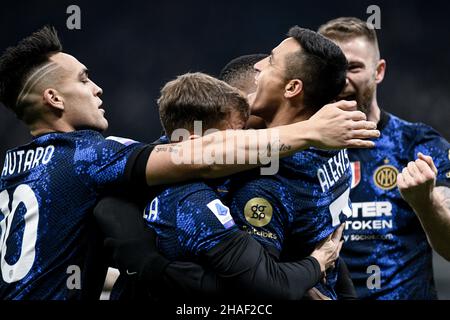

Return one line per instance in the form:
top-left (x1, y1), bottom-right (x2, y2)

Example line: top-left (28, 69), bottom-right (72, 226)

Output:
top-left (284, 79), bottom-right (303, 99)
top-left (43, 88), bottom-right (65, 111)
top-left (375, 59), bottom-right (386, 84)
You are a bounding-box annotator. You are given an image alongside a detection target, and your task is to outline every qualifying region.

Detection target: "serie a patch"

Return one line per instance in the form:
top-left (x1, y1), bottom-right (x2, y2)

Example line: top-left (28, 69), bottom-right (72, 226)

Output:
top-left (207, 199), bottom-right (235, 229)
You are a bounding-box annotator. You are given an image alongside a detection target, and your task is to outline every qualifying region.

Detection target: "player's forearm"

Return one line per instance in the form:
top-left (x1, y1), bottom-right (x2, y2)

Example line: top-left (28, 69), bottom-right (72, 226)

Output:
top-left (206, 231), bottom-right (322, 299)
top-left (411, 186), bottom-right (450, 261)
top-left (203, 124), bottom-right (313, 178)
top-left (145, 125), bottom-right (310, 185)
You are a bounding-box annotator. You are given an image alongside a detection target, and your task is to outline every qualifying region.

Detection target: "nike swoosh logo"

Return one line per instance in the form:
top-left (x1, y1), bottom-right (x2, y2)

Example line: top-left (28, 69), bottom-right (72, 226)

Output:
top-left (126, 270), bottom-right (138, 275)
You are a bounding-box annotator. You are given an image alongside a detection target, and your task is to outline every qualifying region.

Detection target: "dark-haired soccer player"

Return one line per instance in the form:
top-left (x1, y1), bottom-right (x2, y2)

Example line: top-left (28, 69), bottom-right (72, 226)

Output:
top-left (219, 53), bottom-right (267, 129)
top-left (132, 72), bottom-right (345, 300)
top-left (318, 17), bottom-right (450, 300)
top-left (228, 26), bottom-right (359, 300)
top-left (219, 53), bottom-right (267, 95)
top-left (0, 26), bottom-right (378, 299)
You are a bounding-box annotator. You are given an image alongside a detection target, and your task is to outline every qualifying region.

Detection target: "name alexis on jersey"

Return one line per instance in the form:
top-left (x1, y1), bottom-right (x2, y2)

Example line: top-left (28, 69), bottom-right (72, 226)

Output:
top-left (1, 146), bottom-right (55, 177)
top-left (317, 149), bottom-right (350, 193)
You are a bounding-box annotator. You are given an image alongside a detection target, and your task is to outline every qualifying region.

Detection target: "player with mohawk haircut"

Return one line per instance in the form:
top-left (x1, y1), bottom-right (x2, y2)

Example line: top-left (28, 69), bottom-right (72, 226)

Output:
top-left (0, 26), bottom-right (62, 120)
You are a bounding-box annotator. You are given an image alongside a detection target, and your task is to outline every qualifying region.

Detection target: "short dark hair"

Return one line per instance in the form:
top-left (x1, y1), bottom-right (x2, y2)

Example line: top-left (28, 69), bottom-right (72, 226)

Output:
top-left (0, 25), bottom-right (62, 119)
top-left (219, 54), bottom-right (267, 91)
top-left (285, 26), bottom-right (348, 109)
top-left (158, 72), bottom-right (249, 137)
top-left (318, 17), bottom-right (380, 59)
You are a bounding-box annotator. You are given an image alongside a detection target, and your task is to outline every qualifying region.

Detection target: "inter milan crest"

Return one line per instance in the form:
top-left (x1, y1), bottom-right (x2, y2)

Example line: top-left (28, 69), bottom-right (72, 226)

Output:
top-left (244, 198), bottom-right (273, 227)
top-left (373, 159), bottom-right (399, 190)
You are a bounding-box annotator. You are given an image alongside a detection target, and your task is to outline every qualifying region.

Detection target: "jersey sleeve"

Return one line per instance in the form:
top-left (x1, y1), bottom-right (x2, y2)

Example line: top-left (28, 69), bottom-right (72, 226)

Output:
top-left (73, 135), bottom-right (147, 193)
top-left (412, 124), bottom-right (450, 187)
top-left (174, 189), bottom-right (239, 256)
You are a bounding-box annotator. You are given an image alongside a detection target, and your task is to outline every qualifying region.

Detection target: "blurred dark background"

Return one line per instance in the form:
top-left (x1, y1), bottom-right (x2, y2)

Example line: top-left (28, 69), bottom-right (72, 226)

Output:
top-left (1, 0), bottom-right (449, 298)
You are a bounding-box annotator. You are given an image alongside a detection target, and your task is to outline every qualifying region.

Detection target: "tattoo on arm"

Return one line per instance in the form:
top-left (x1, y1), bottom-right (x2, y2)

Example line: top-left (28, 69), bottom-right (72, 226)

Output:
top-left (265, 142), bottom-right (292, 154)
top-left (154, 144), bottom-right (180, 153)
top-left (279, 144), bottom-right (292, 152)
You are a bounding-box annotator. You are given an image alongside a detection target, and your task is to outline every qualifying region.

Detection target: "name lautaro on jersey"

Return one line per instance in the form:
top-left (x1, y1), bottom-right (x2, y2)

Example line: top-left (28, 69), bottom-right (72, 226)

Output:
top-left (2, 146), bottom-right (55, 177)
top-left (317, 149), bottom-right (350, 193)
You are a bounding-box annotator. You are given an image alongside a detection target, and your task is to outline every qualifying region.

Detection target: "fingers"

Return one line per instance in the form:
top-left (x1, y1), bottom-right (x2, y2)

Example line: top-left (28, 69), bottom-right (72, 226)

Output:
top-left (418, 153), bottom-right (438, 175)
top-left (314, 232), bottom-right (332, 250)
top-left (407, 161), bottom-right (420, 177)
top-left (345, 139), bottom-right (376, 149)
top-left (333, 100), bottom-right (357, 111)
top-left (351, 120), bottom-right (377, 130)
top-left (349, 129), bottom-right (380, 140)
top-left (415, 159), bottom-right (436, 180)
top-left (343, 110), bottom-right (367, 121)
top-left (334, 240), bottom-right (344, 259)
top-left (331, 224), bottom-right (344, 243)
top-left (401, 167), bottom-right (415, 186)
top-left (307, 288), bottom-right (332, 300)
top-left (396, 172), bottom-right (406, 189)
top-left (398, 158), bottom-right (436, 189)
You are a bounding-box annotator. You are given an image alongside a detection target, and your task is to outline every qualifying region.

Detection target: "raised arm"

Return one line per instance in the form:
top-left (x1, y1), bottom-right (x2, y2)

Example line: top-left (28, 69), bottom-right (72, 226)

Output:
top-left (397, 153), bottom-right (450, 261)
top-left (145, 100), bottom-right (379, 186)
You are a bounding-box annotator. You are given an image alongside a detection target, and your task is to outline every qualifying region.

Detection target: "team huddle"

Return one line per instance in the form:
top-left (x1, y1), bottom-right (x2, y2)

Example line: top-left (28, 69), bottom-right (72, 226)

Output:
top-left (0, 17), bottom-right (449, 300)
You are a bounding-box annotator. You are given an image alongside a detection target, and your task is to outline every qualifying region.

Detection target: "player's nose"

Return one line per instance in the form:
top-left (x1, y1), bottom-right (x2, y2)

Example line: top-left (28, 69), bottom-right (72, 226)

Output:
top-left (254, 57), bottom-right (266, 72)
top-left (93, 81), bottom-right (103, 97)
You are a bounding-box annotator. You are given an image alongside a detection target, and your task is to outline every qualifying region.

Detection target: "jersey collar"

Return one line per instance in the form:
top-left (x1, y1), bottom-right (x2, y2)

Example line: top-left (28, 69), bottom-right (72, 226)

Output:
top-left (377, 109), bottom-right (390, 132)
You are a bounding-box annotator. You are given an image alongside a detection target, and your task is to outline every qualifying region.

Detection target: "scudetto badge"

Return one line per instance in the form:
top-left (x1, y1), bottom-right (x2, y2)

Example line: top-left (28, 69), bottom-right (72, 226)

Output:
top-left (244, 198), bottom-right (273, 227)
top-left (373, 164), bottom-right (399, 190)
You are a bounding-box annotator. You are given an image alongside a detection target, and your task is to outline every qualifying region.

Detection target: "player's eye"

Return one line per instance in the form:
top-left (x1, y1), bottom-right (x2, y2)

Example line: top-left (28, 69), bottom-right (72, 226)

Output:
top-left (348, 64), bottom-right (363, 72)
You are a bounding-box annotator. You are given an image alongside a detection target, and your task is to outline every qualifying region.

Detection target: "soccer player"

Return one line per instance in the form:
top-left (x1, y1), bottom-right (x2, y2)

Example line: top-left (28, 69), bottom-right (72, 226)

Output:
top-left (318, 17), bottom-right (450, 299)
top-left (219, 53), bottom-right (267, 129)
top-left (134, 72), bottom-right (346, 299)
top-left (219, 53), bottom-right (267, 95)
top-left (228, 26), bottom-right (359, 300)
top-left (397, 154), bottom-right (450, 260)
top-left (0, 26), bottom-right (378, 299)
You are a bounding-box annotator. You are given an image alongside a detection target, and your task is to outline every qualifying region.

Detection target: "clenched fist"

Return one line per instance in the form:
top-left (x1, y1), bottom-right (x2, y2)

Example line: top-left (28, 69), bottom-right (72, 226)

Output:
top-left (397, 153), bottom-right (438, 208)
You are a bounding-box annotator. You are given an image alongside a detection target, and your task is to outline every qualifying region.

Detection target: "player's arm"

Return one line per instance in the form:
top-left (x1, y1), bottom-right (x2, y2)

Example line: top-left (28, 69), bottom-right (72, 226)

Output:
top-left (198, 227), bottom-right (343, 300)
top-left (94, 197), bottom-right (341, 300)
top-left (164, 190), bottom-right (343, 300)
top-left (335, 258), bottom-right (358, 300)
top-left (397, 153), bottom-right (450, 261)
top-left (144, 100), bottom-right (379, 186)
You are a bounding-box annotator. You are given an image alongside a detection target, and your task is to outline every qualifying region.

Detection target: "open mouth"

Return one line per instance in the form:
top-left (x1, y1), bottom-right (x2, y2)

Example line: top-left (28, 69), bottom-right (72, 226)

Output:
top-left (98, 103), bottom-right (105, 114)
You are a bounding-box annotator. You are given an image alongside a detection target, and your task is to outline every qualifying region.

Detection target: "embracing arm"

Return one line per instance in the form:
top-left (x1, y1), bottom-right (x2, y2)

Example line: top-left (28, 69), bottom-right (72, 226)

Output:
top-left (94, 197), bottom-right (343, 300)
top-left (145, 101), bottom-right (379, 186)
